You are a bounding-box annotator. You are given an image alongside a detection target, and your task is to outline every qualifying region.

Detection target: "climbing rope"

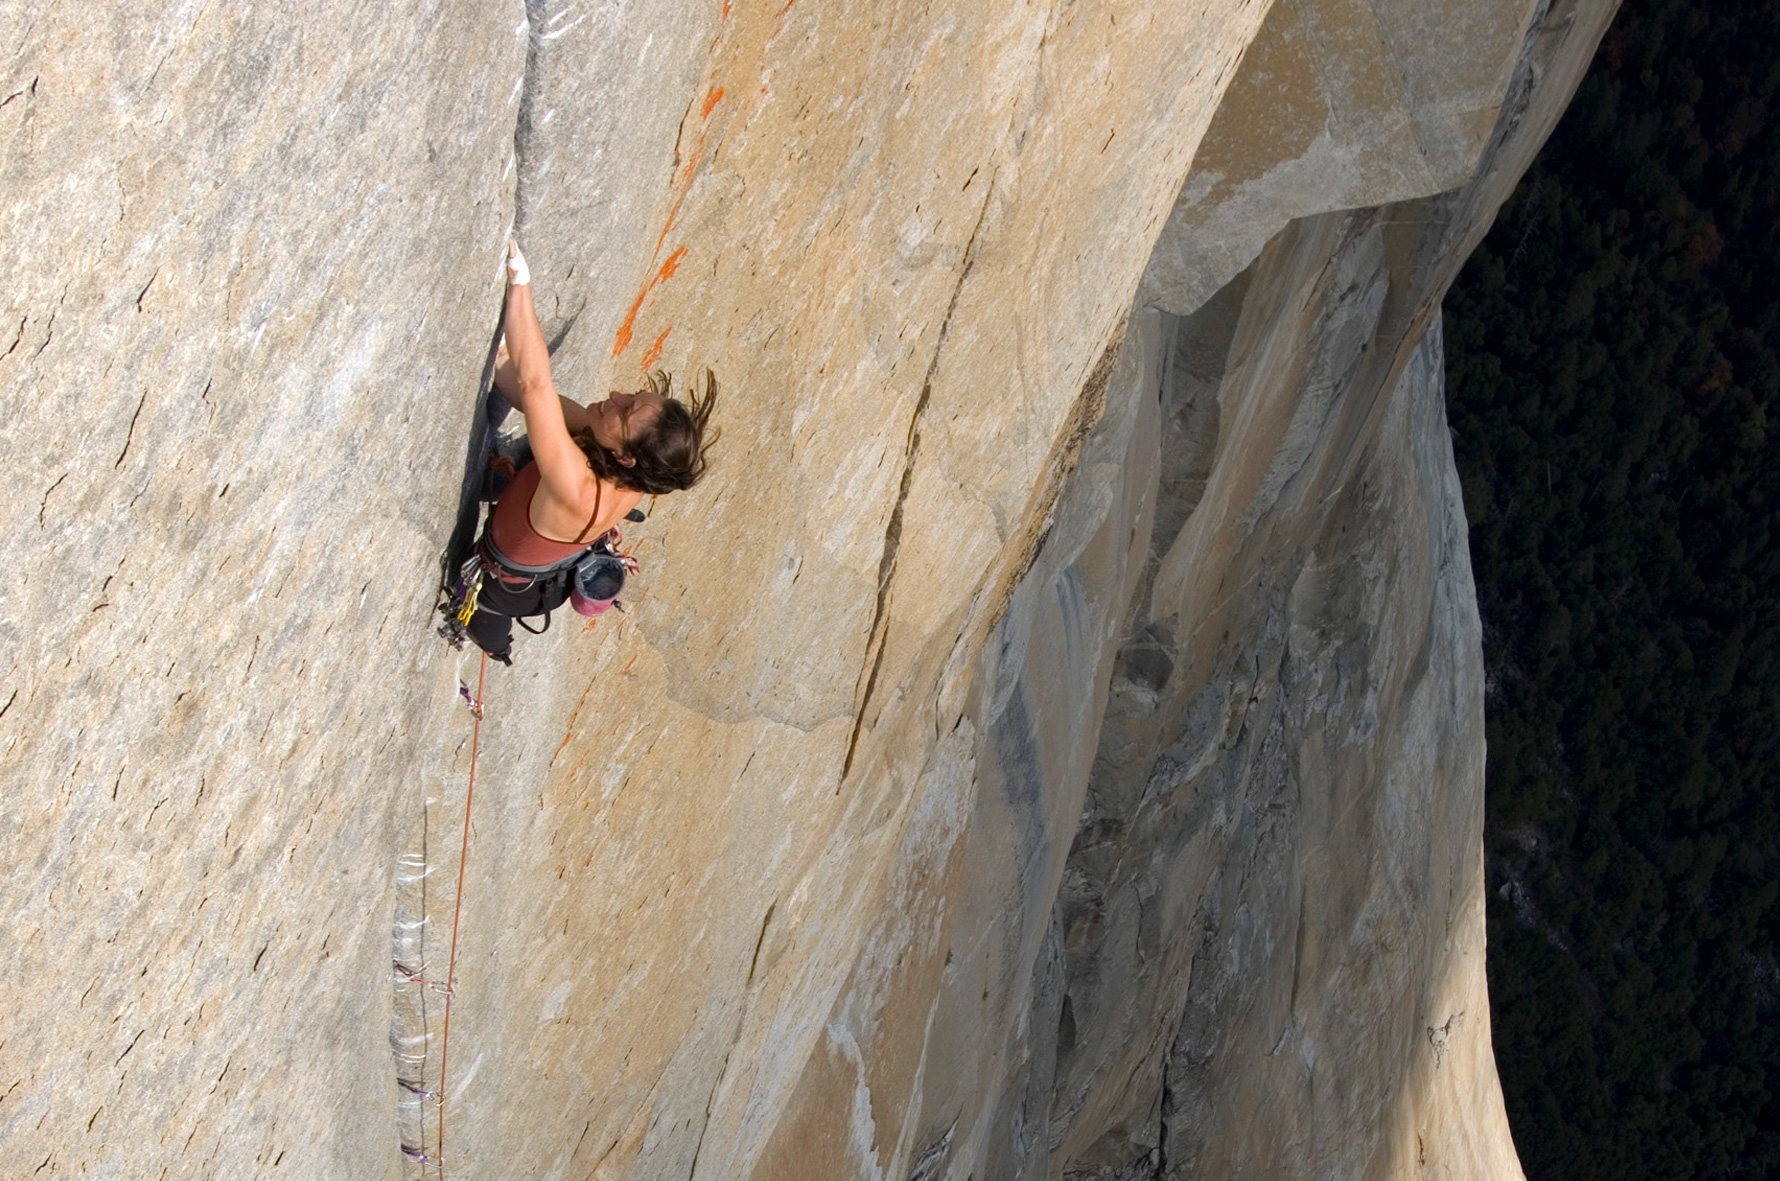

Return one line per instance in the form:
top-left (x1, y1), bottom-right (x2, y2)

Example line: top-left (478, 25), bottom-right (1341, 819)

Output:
top-left (436, 650), bottom-right (487, 1179)
top-left (415, 486), bottom-right (644, 1173)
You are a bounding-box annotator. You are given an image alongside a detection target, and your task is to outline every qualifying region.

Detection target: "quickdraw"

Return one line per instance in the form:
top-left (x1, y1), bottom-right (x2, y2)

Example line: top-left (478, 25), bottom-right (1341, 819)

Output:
top-left (394, 959), bottom-right (455, 997)
top-left (453, 556), bottom-right (484, 627)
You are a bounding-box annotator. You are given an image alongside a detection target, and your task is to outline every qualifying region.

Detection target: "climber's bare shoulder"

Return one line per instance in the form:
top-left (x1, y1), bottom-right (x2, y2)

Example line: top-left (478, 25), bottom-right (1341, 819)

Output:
top-left (529, 475), bottom-right (641, 544)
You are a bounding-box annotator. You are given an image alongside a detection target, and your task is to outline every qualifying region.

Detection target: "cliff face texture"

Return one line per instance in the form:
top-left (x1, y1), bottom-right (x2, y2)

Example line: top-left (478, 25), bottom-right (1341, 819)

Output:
top-left (0, 0), bottom-right (1612, 1177)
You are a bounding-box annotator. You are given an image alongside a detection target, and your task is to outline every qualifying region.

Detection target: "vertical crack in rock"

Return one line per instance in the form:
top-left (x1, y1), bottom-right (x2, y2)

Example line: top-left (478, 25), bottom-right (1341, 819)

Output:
top-left (38, 473), bottom-right (66, 527)
top-left (511, 0), bottom-right (549, 239)
top-left (437, 0), bottom-right (546, 582)
top-left (390, 807), bottom-right (436, 1169)
top-left (1008, 338), bottom-right (1120, 592)
top-left (1154, 1050), bottom-right (1173, 1180)
top-left (114, 389), bottom-right (148, 468)
top-left (684, 904), bottom-right (777, 1176)
top-left (391, 18), bottom-right (546, 1171)
top-left (841, 191), bottom-right (993, 783)
top-left (686, 1021), bottom-right (742, 1181)
top-left (745, 901), bottom-right (775, 985)
top-left (3, 313), bottom-right (26, 359)
top-left (840, 379), bottom-right (928, 784)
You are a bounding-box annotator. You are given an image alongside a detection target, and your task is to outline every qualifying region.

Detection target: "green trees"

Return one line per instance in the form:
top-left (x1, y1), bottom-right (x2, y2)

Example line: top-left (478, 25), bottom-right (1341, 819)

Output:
top-left (1445, 0), bottom-right (1780, 1174)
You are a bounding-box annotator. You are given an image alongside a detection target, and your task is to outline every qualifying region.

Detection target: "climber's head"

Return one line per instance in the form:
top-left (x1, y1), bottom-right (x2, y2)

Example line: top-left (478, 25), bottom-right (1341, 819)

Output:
top-left (575, 370), bottom-right (719, 495)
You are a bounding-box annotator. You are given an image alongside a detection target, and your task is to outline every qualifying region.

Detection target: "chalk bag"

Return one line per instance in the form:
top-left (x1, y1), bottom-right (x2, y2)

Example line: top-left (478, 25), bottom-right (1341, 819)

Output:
top-left (569, 549), bottom-right (628, 616)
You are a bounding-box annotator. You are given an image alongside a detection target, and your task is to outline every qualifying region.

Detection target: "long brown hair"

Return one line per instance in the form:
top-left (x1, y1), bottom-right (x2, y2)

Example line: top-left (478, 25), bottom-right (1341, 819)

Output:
top-left (572, 369), bottom-right (719, 495)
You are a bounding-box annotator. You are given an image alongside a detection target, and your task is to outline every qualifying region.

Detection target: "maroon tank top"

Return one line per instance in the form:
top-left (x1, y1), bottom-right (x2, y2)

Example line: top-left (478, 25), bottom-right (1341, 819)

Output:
top-left (489, 463), bottom-right (597, 571)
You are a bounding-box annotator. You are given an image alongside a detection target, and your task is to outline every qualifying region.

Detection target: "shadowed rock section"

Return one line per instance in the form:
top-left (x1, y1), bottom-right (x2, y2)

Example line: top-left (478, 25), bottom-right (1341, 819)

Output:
top-left (0, 0), bottom-right (1611, 1177)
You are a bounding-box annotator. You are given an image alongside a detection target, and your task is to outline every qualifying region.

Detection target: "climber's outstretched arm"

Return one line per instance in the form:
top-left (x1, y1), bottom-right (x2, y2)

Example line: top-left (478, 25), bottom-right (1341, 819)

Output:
top-left (492, 340), bottom-right (592, 433)
top-left (501, 267), bottom-right (557, 417)
top-left (503, 244), bottom-right (596, 512)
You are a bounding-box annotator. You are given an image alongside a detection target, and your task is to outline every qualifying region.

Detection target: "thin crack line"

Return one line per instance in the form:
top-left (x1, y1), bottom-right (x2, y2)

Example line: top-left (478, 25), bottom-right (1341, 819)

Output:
top-left (115, 390), bottom-right (148, 468)
top-left (840, 181), bottom-right (995, 785)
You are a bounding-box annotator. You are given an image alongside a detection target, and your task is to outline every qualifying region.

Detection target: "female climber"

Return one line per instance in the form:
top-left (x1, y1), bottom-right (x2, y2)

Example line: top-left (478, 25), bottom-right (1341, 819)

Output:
top-left (462, 241), bottom-right (717, 662)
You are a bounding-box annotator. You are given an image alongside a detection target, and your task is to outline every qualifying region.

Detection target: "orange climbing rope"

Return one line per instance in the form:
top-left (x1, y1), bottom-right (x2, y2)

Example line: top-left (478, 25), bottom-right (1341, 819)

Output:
top-left (436, 650), bottom-right (486, 1179)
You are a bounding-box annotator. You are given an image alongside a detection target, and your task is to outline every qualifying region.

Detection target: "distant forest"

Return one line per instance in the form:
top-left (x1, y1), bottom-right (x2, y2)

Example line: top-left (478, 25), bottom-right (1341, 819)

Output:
top-left (1444, 0), bottom-right (1780, 1175)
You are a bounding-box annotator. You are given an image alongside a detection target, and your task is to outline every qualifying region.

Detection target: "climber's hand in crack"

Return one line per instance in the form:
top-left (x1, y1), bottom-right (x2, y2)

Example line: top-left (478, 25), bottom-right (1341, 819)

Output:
top-left (494, 246), bottom-right (602, 434)
top-left (505, 238), bottom-right (530, 286)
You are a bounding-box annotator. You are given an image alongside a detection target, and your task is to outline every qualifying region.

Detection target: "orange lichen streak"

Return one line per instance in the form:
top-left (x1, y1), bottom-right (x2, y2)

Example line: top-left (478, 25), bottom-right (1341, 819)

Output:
top-left (612, 0), bottom-right (799, 368)
top-left (640, 326), bottom-right (672, 370)
top-left (613, 0), bottom-right (755, 366)
top-left (612, 245), bottom-right (688, 359)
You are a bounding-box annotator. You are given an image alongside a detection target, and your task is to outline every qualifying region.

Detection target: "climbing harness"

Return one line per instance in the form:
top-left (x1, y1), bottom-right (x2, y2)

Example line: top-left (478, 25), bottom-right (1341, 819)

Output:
top-left (437, 509), bottom-right (643, 653)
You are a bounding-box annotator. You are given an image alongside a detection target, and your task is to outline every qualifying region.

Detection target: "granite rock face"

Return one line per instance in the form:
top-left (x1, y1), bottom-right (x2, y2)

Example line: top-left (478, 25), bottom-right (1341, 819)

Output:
top-left (0, 3), bottom-right (521, 1175)
top-left (0, 0), bottom-right (1611, 1177)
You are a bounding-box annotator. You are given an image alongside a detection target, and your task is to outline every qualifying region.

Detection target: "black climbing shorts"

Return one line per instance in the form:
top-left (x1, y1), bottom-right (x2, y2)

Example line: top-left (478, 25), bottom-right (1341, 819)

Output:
top-left (467, 567), bottom-right (572, 661)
